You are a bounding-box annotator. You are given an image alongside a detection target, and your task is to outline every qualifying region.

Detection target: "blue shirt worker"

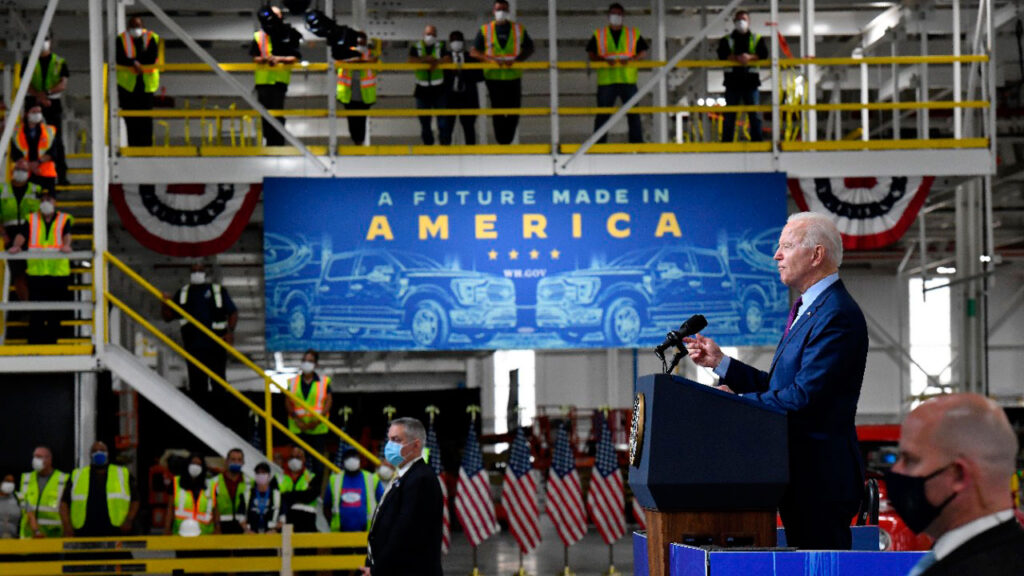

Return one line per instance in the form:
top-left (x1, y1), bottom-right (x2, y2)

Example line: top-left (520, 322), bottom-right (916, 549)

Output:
top-left (716, 10), bottom-right (768, 142)
top-left (324, 448), bottom-right (383, 532)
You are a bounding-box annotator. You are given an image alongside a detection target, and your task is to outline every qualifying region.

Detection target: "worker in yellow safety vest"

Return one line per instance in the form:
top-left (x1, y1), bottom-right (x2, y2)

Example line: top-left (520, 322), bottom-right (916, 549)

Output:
top-left (249, 5), bottom-right (302, 146)
top-left (470, 0), bottom-right (534, 144)
top-left (586, 3), bottom-right (649, 143)
top-left (19, 446), bottom-right (69, 538)
top-left (408, 24), bottom-right (448, 145)
top-left (115, 16), bottom-right (161, 147)
top-left (62, 441), bottom-right (138, 536)
top-left (337, 31), bottom-right (378, 146)
top-left (277, 446), bottom-right (319, 532)
top-left (287, 349), bottom-right (333, 482)
top-left (6, 191), bottom-right (74, 344)
top-left (1, 164), bottom-right (42, 301)
top-left (23, 33), bottom-right (70, 185)
top-left (716, 10), bottom-right (768, 142)
top-left (325, 447), bottom-right (383, 532)
top-left (166, 453), bottom-right (219, 536)
top-left (210, 448), bottom-right (253, 534)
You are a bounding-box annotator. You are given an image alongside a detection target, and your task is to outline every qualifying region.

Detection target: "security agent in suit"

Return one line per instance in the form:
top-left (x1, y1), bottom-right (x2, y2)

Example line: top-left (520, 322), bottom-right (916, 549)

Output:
top-left (360, 417), bottom-right (443, 576)
top-left (887, 394), bottom-right (1024, 576)
top-left (685, 211), bottom-right (868, 550)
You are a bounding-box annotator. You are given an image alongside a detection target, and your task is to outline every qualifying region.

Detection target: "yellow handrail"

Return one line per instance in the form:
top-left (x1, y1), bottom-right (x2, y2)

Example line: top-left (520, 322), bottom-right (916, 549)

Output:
top-left (103, 252), bottom-right (381, 468)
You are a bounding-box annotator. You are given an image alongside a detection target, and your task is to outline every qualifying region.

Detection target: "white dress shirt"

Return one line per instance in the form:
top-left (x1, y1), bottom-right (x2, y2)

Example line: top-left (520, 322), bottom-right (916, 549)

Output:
top-left (931, 509), bottom-right (1015, 561)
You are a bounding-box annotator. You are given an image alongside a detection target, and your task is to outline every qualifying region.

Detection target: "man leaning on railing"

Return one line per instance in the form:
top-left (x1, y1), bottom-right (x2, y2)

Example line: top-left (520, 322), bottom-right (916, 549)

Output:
top-left (471, 0), bottom-right (534, 145)
top-left (717, 10), bottom-right (768, 142)
top-left (587, 3), bottom-right (648, 144)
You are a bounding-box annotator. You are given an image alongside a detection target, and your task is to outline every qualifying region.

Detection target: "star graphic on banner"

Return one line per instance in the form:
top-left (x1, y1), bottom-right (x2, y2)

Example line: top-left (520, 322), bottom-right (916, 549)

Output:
top-left (529, 250), bottom-right (539, 260)
top-left (509, 250), bottom-right (519, 260)
top-left (550, 249), bottom-right (561, 260)
top-left (488, 250), bottom-right (498, 260)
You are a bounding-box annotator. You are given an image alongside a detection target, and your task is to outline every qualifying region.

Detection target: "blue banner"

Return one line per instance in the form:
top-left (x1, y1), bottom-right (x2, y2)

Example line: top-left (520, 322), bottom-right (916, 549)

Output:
top-left (263, 173), bottom-right (789, 351)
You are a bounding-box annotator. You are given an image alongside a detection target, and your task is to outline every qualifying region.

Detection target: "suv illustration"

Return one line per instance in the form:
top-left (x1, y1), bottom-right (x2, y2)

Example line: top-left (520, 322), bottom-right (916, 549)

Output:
top-left (535, 243), bottom-right (785, 346)
top-left (268, 249), bottom-right (516, 348)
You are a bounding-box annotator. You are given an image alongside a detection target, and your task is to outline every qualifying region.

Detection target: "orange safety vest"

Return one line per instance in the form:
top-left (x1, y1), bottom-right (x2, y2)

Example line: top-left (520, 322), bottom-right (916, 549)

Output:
top-left (117, 31), bottom-right (161, 92)
top-left (481, 21), bottom-right (524, 81)
top-left (288, 374), bottom-right (331, 435)
top-left (26, 211), bottom-right (72, 277)
top-left (14, 124), bottom-right (57, 178)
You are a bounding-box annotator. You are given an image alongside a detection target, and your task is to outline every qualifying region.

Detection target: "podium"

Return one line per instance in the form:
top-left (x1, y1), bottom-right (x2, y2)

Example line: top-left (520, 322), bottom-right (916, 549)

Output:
top-left (628, 373), bottom-right (789, 576)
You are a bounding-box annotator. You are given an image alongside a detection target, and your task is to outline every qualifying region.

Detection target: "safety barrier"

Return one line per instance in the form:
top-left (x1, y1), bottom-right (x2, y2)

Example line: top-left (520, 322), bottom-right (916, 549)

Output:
top-left (0, 528), bottom-right (368, 575)
top-left (102, 252), bottom-right (380, 473)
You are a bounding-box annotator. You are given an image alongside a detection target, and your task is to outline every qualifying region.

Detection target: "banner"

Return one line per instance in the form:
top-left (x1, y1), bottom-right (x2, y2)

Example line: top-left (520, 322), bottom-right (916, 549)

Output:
top-left (111, 183), bottom-right (262, 257)
top-left (263, 174), bottom-right (789, 351)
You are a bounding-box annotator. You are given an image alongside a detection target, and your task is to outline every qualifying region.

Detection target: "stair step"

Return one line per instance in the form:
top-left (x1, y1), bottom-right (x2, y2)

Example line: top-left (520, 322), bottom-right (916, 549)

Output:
top-left (61, 201), bottom-right (93, 208)
top-left (57, 184), bottom-right (93, 192)
top-left (0, 343), bottom-right (93, 356)
top-left (67, 168), bottom-right (92, 175)
top-left (72, 234), bottom-right (92, 241)
top-left (5, 319), bottom-right (94, 328)
top-left (66, 153), bottom-right (92, 159)
top-left (3, 338), bottom-right (92, 345)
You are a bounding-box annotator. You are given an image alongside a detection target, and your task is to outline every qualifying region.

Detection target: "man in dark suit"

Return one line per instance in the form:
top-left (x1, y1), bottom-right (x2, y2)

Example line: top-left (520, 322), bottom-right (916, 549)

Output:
top-left (685, 211), bottom-right (868, 550)
top-left (887, 394), bottom-right (1024, 576)
top-left (360, 417), bottom-right (443, 576)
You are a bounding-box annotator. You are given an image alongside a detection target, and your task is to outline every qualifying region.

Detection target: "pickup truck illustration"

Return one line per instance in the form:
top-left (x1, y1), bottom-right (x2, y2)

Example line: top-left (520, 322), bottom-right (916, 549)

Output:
top-left (268, 248), bottom-right (517, 348)
top-left (535, 242), bottom-right (786, 346)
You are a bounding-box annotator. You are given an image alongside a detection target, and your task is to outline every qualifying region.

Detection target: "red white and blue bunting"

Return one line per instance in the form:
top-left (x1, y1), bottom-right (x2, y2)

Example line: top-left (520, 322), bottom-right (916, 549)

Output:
top-left (787, 176), bottom-right (934, 250)
top-left (110, 183), bottom-right (262, 257)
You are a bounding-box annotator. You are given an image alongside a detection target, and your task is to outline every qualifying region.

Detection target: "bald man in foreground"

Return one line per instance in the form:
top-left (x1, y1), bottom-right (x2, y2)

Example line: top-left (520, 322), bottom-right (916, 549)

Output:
top-left (887, 394), bottom-right (1024, 576)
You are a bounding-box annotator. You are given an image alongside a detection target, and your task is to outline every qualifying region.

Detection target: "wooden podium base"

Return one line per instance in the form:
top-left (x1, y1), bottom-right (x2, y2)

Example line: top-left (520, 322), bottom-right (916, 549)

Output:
top-left (645, 510), bottom-right (777, 576)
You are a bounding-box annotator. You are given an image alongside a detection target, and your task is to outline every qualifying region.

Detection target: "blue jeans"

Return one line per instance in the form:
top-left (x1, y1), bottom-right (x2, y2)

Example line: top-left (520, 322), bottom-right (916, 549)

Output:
top-left (595, 83), bottom-right (643, 143)
top-left (723, 86), bottom-right (763, 142)
top-left (416, 88), bottom-right (450, 145)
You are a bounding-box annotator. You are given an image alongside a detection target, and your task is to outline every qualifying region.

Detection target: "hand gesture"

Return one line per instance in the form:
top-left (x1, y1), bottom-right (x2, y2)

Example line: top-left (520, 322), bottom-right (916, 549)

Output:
top-left (682, 334), bottom-right (724, 369)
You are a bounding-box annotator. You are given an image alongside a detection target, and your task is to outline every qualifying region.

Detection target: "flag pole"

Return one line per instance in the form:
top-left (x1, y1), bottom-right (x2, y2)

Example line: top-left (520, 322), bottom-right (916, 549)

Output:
top-left (558, 544), bottom-right (574, 575)
top-left (470, 544), bottom-right (481, 576)
top-left (604, 543), bottom-right (618, 575)
top-left (512, 549), bottom-right (528, 576)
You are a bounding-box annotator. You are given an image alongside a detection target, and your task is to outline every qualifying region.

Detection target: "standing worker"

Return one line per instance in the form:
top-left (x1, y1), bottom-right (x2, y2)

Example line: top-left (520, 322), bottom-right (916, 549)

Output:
top-left (250, 5), bottom-right (302, 147)
top-left (440, 30), bottom-right (483, 146)
top-left (1, 163), bottom-right (42, 302)
top-left (586, 3), bottom-right (648, 143)
top-left (277, 446), bottom-right (319, 533)
top-left (408, 25), bottom-right (448, 145)
top-left (165, 453), bottom-right (218, 537)
top-left (717, 10), bottom-right (768, 142)
top-left (0, 474), bottom-right (21, 539)
top-left (10, 101), bottom-right (58, 195)
top-left (471, 0), bottom-right (534, 145)
top-left (19, 446), bottom-right (69, 539)
top-left (325, 447), bottom-right (381, 533)
top-left (62, 442), bottom-right (139, 537)
top-left (286, 349), bottom-right (332, 483)
top-left (211, 448), bottom-right (252, 534)
top-left (23, 33), bottom-right (70, 185)
top-left (245, 463), bottom-right (282, 533)
top-left (337, 31), bottom-right (378, 146)
top-left (116, 16), bottom-right (161, 147)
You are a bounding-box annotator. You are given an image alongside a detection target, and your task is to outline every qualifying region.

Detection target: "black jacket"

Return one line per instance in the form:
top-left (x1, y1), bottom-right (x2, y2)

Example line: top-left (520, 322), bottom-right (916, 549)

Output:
top-left (924, 520), bottom-right (1024, 576)
top-left (366, 458), bottom-right (443, 576)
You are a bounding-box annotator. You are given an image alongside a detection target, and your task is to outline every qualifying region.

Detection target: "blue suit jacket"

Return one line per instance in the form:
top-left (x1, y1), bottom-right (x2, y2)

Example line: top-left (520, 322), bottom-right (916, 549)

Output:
top-left (722, 279), bottom-right (867, 506)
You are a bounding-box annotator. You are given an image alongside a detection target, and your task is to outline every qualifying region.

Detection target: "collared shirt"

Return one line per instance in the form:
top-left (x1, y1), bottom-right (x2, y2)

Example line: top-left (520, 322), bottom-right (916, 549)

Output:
top-left (368, 455), bottom-right (423, 564)
top-left (931, 509), bottom-right (1015, 561)
top-left (714, 272), bottom-right (840, 379)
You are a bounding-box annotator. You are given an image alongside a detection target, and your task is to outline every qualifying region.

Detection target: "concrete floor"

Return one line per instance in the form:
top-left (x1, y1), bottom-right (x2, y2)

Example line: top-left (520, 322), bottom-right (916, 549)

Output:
top-left (442, 519), bottom-right (636, 576)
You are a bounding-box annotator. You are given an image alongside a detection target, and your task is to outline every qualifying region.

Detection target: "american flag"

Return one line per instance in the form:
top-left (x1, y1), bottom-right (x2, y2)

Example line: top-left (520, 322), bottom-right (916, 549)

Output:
top-left (546, 424), bottom-right (586, 547)
top-left (586, 414), bottom-right (625, 545)
top-left (425, 423), bottom-right (451, 554)
top-left (632, 497), bottom-right (646, 529)
top-left (502, 427), bottom-right (541, 553)
top-left (454, 423), bottom-right (498, 547)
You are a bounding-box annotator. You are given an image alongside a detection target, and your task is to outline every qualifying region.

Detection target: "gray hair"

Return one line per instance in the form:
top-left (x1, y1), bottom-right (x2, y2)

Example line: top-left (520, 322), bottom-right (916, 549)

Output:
top-left (787, 211), bottom-right (843, 268)
top-left (934, 397), bottom-right (1018, 483)
top-left (391, 417), bottom-right (426, 444)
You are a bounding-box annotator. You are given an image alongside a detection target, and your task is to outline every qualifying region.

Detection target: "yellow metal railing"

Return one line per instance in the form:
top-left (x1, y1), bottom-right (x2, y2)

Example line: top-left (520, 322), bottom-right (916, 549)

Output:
top-left (103, 252), bottom-right (380, 473)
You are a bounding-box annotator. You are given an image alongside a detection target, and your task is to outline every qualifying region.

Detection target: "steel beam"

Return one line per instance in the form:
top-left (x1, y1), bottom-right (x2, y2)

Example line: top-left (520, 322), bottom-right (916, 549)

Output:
top-left (90, 0), bottom-right (107, 356)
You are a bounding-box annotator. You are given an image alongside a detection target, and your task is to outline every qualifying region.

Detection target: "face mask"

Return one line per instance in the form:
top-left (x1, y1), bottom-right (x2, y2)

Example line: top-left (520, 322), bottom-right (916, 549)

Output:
top-left (43, 40), bottom-right (51, 52)
top-left (228, 462), bottom-right (243, 473)
top-left (494, 10), bottom-right (509, 23)
top-left (734, 19), bottom-right (749, 33)
top-left (450, 40), bottom-right (464, 52)
top-left (609, 14), bottom-right (624, 26)
top-left (377, 466), bottom-right (394, 481)
top-left (384, 441), bottom-right (407, 467)
top-left (288, 458), bottom-right (304, 472)
top-left (357, 45), bottom-right (369, 55)
top-left (423, 34), bottom-right (436, 46)
top-left (28, 113), bottom-right (44, 125)
top-left (92, 452), bottom-right (108, 466)
top-left (130, 27), bottom-right (145, 39)
top-left (0, 482), bottom-right (14, 495)
top-left (343, 458), bottom-right (361, 472)
top-left (255, 473), bottom-right (271, 487)
top-left (884, 465), bottom-right (958, 534)
top-left (190, 271), bottom-right (207, 285)
top-left (12, 170), bottom-right (29, 183)
top-left (39, 202), bottom-right (55, 216)
top-left (300, 361), bottom-right (316, 374)
top-left (32, 457), bottom-right (45, 472)
top-left (188, 463), bottom-right (203, 478)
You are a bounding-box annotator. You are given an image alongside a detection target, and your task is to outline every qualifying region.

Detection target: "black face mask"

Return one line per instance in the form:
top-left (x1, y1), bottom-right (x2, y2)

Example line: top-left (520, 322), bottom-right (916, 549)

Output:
top-left (884, 464), bottom-right (958, 534)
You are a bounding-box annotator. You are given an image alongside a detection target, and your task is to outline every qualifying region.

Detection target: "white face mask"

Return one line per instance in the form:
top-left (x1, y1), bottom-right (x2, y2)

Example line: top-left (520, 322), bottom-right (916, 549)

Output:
top-left (376, 465), bottom-right (394, 480)
top-left (494, 10), bottom-right (509, 23)
top-left (734, 19), bottom-right (749, 33)
top-left (450, 40), bottom-right (464, 52)
top-left (12, 170), bottom-right (30, 183)
top-left (39, 202), bottom-right (55, 216)
top-left (28, 113), bottom-right (44, 125)
top-left (609, 14), bottom-right (624, 26)
top-left (42, 40), bottom-right (51, 52)
top-left (357, 45), bottom-right (369, 55)
top-left (187, 463), bottom-right (203, 478)
top-left (32, 457), bottom-right (45, 472)
top-left (288, 458), bottom-right (304, 472)
top-left (344, 458), bottom-right (361, 472)
top-left (423, 34), bottom-right (436, 46)
top-left (0, 482), bottom-right (14, 495)
top-left (255, 472), bottom-right (271, 486)
top-left (300, 361), bottom-right (316, 374)
top-left (130, 27), bottom-right (145, 39)
top-left (190, 271), bottom-right (207, 285)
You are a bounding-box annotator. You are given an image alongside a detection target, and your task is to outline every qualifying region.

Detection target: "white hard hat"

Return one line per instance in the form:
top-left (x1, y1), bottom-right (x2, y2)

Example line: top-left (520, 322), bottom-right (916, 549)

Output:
top-left (178, 519), bottom-right (201, 537)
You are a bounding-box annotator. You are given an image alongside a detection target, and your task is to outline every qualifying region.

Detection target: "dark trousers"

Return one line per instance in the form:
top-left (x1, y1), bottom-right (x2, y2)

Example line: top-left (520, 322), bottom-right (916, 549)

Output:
top-left (342, 101), bottom-right (372, 145)
top-left (27, 274), bottom-right (71, 344)
top-left (29, 175), bottom-right (57, 197)
top-left (185, 344), bottom-right (226, 410)
top-left (595, 83), bottom-right (643, 143)
top-left (42, 103), bottom-right (68, 184)
top-left (723, 85), bottom-right (763, 142)
top-left (441, 87), bottom-right (479, 145)
top-left (415, 86), bottom-right (450, 145)
top-left (778, 489), bottom-right (855, 550)
top-left (300, 433), bottom-right (328, 492)
top-left (484, 79), bottom-right (522, 144)
top-left (256, 83), bottom-right (289, 146)
top-left (119, 85), bottom-right (154, 147)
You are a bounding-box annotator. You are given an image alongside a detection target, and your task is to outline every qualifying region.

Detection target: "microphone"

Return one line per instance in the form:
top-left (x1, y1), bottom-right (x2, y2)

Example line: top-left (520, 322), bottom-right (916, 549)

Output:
top-left (653, 314), bottom-right (708, 361)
